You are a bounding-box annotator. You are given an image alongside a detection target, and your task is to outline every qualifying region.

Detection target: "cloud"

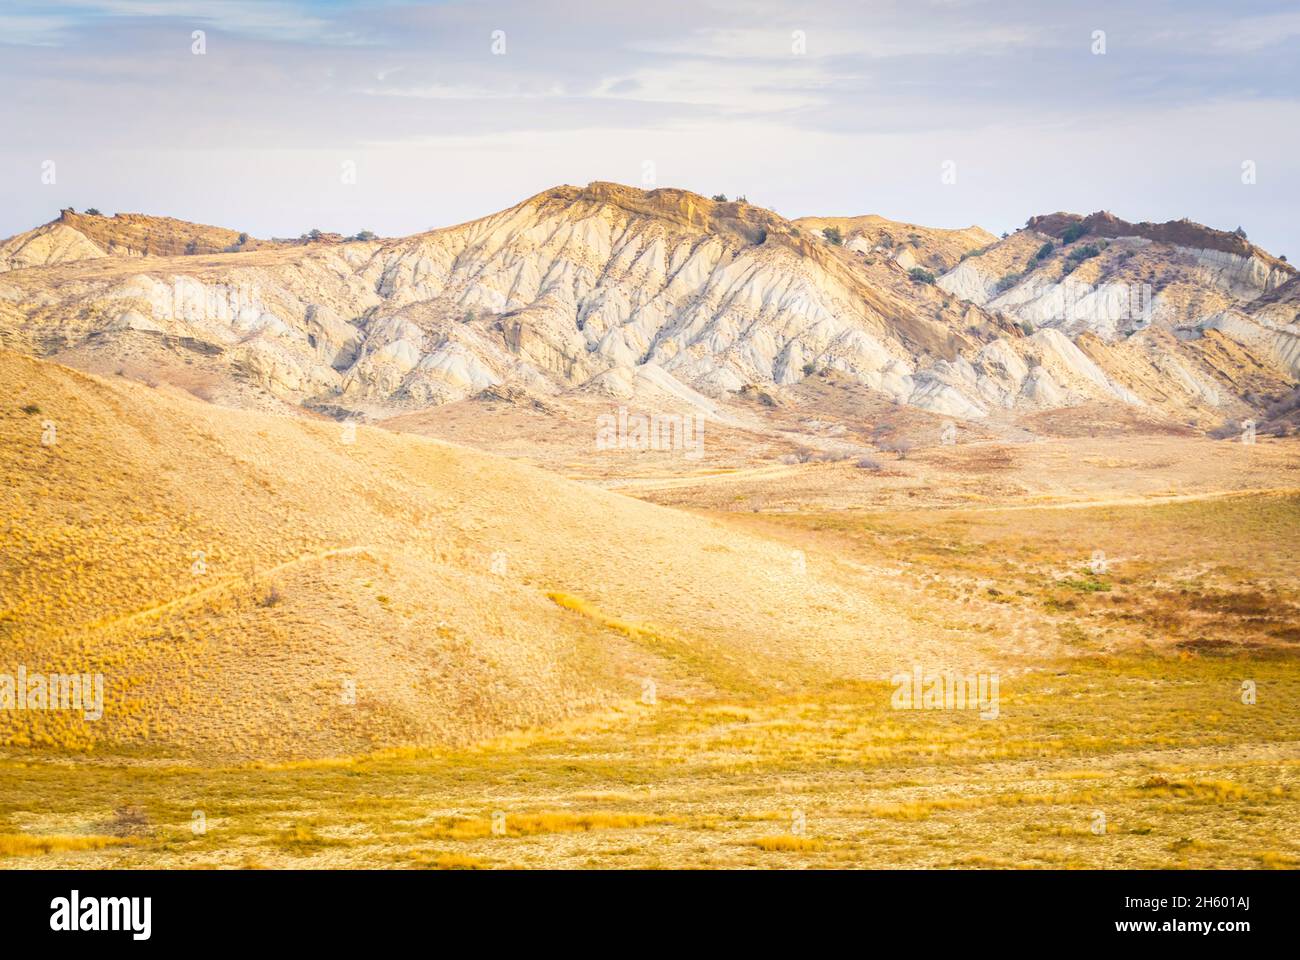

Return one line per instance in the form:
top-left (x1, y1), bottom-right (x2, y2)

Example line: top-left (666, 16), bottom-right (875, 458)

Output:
top-left (0, 0), bottom-right (1296, 255)
top-left (0, 0), bottom-right (368, 46)
top-left (1211, 11), bottom-right (1300, 52)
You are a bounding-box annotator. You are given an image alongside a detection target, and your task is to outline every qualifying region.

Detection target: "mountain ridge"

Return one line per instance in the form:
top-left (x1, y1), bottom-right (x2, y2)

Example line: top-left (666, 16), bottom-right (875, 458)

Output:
top-left (1, 182), bottom-right (1296, 434)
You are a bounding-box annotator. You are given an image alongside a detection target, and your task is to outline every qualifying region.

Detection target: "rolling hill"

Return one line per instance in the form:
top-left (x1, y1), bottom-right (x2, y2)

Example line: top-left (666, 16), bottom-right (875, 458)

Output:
top-left (0, 348), bottom-right (992, 760)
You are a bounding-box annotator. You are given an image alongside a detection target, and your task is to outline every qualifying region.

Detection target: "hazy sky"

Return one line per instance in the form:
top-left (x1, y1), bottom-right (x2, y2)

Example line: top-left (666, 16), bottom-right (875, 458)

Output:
top-left (2, 0), bottom-right (1298, 254)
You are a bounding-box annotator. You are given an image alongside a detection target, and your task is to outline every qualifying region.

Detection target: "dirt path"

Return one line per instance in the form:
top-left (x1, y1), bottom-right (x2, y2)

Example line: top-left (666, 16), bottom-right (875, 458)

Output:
top-left (72, 544), bottom-right (379, 635)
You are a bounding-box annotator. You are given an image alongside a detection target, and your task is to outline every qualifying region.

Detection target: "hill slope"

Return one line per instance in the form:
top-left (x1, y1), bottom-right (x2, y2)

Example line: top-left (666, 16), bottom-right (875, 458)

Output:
top-left (0, 350), bottom-right (971, 760)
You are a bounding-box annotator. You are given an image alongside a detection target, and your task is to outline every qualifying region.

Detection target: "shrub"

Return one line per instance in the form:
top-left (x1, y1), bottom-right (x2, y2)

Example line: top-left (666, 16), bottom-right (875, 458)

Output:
top-left (995, 272), bottom-right (1023, 293)
top-left (85, 208), bottom-right (102, 216)
top-left (353, 229), bottom-right (377, 241)
top-left (711, 194), bottom-right (728, 202)
top-left (237, 232), bottom-right (249, 244)
top-left (823, 226), bottom-right (843, 246)
top-left (801, 362), bottom-right (816, 376)
top-left (880, 439), bottom-right (913, 460)
top-left (908, 267), bottom-right (936, 284)
top-left (1061, 222), bottom-right (1088, 244)
top-left (1034, 242), bottom-right (1054, 261)
top-left (1066, 243), bottom-right (1102, 262)
top-left (106, 805), bottom-right (152, 838)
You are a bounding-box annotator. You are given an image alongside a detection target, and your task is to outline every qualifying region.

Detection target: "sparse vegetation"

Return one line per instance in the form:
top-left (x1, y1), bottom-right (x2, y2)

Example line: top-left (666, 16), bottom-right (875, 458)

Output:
top-left (1061, 222), bottom-right (1088, 243)
top-left (995, 271), bottom-right (1023, 292)
top-left (908, 267), bottom-right (936, 284)
top-left (1, 646), bottom-right (1293, 868)
top-left (753, 835), bottom-right (824, 852)
top-left (2, 306), bottom-right (1298, 872)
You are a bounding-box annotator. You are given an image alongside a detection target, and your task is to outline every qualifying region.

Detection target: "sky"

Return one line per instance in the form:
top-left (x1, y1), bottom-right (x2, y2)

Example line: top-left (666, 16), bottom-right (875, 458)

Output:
top-left (1, 0), bottom-right (1298, 254)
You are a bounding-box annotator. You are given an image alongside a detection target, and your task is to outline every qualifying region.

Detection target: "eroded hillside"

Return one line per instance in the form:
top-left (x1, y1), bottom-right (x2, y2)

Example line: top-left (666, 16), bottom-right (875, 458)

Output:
top-left (0, 185), bottom-right (1295, 435)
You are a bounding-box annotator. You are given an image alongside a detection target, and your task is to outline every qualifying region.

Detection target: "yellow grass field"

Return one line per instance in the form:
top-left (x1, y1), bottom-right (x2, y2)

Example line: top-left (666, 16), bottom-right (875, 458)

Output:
top-left (2, 350), bottom-right (1298, 868)
top-left (0, 653), bottom-right (1295, 869)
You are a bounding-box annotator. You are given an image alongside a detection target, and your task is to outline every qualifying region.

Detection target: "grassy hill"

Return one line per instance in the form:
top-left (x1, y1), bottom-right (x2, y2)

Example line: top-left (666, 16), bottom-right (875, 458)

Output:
top-left (0, 350), bottom-right (952, 760)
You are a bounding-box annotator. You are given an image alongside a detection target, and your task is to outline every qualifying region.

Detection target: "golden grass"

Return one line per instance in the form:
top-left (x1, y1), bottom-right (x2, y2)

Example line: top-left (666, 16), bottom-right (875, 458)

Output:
top-left (411, 852), bottom-right (490, 870)
top-left (424, 811), bottom-right (683, 840)
top-left (3, 359), bottom-right (1297, 869)
top-left (752, 835), bottom-right (824, 852)
top-left (0, 833), bottom-right (131, 857)
top-left (0, 651), bottom-right (1292, 869)
top-left (1258, 851), bottom-right (1299, 869)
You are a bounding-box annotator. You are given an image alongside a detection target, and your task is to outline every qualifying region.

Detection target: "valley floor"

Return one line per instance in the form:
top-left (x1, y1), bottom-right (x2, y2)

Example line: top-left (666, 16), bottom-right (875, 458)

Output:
top-left (3, 483), bottom-right (1298, 869)
top-left (1, 654), bottom-right (1296, 869)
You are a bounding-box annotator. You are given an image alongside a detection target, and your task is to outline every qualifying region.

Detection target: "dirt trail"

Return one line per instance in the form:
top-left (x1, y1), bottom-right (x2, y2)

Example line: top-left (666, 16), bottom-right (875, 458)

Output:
top-left (68, 545), bottom-right (379, 636)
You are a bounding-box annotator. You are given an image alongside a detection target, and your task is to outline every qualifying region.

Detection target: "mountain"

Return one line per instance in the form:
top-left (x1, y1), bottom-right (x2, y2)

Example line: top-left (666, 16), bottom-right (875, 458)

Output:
top-left (0, 184), bottom-right (1296, 433)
